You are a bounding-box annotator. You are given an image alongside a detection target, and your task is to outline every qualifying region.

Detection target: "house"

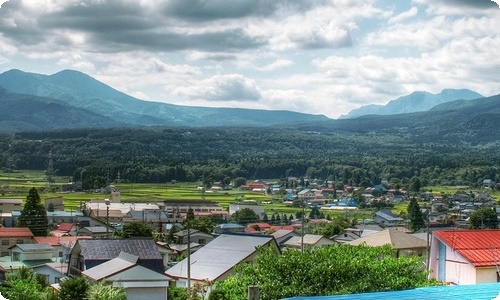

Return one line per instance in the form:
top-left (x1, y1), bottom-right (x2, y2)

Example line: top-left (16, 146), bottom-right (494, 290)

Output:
top-left (212, 223), bottom-right (245, 235)
top-left (348, 227), bottom-right (427, 257)
top-left (282, 234), bottom-right (334, 249)
top-left (50, 222), bottom-right (77, 237)
top-left (373, 209), bottom-right (404, 227)
top-left (82, 251), bottom-right (172, 300)
top-left (297, 189), bottom-right (317, 204)
top-left (77, 226), bottom-right (112, 238)
top-left (0, 199), bottom-right (22, 213)
top-left (0, 243), bottom-right (55, 283)
top-left (173, 229), bottom-right (214, 245)
top-left (0, 227), bottom-right (34, 257)
top-left (246, 222), bottom-right (272, 233)
top-left (229, 202), bottom-right (266, 220)
top-left (271, 229), bottom-right (297, 247)
top-left (429, 229), bottom-right (500, 284)
top-left (165, 234), bottom-right (280, 292)
top-left (34, 236), bottom-right (92, 259)
top-left (156, 242), bottom-right (202, 268)
top-left (45, 196), bottom-right (64, 211)
top-left (67, 239), bottom-right (164, 277)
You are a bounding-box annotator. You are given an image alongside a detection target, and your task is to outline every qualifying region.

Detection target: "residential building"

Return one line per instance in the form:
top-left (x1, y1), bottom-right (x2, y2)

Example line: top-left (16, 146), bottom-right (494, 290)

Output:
top-left (0, 199), bottom-right (22, 214)
top-left (229, 202), bottom-right (265, 220)
top-left (34, 236), bottom-right (92, 259)
top-left (282, 234), bottom-right (334, 249)
top-left (429, 229), bottom-right (500, 284)
top-left (166, 234), bottom-right (280, 293)
top-left (68, 239), bottom-right (164, 277)
top-left (173, 229), bottom-right (213, 245)
top-left (0, 227), bottom-right (34, 257)
top-left (373, 209), bottom-right (404, 227)
top-left (82, 251), bottom-right (171, 300)
top-left (348, 227), bottom-right (427, 257)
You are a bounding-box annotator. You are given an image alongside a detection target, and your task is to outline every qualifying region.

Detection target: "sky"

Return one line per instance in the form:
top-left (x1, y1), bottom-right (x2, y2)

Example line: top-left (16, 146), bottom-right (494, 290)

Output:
top-left (0, 0), bottom-right (499, 119)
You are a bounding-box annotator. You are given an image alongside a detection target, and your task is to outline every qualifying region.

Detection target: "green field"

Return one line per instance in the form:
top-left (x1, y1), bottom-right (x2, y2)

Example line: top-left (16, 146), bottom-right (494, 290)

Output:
top-left (3, 170), bottom-right (497, 220)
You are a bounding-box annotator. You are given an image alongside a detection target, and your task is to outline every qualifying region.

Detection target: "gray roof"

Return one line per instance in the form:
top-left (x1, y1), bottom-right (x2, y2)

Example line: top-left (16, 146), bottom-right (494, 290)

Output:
top-left (107, 264), bottom-right (172, 282)
top-left (166, 234), bottom-right (276, 281)
top-left (374, 210), bottom-right (404, 222)
top-left (217, 223), bottom-right (245, 229)
top-left (82, 251), bottom-right (138, 281)
top-left (82, 226), bottom-right (108, 233)
top-left (78, 239), bottom-right (162, 260)
top-left (13, 243), bottom-right (54, 252)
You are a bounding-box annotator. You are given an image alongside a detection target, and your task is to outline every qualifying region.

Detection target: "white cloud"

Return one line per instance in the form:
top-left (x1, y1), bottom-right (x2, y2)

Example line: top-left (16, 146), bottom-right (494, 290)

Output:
top-left (173, 74), bottom-right (262, 101)
top-left (388, 7), bottom-right (418, 24)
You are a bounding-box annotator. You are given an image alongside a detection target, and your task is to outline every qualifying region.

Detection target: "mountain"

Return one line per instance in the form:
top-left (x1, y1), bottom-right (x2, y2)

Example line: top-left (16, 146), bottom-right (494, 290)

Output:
top-left (293, 93), bottom-right (500, 145)
top-left (341, 89), bottom-right (484, 119)
top-left (0, 69), bottom-right (329, 132)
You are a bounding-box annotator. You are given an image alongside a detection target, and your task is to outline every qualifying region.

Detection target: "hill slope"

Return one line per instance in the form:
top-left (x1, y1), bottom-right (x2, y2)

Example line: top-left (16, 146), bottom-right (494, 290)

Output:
top-left (0, 69), bottom-right (329, 131)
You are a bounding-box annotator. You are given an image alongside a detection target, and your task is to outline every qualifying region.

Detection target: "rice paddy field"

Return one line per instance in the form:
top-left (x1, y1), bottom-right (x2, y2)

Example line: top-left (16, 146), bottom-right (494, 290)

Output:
top-left (2, 170), bottom-right (497, 219)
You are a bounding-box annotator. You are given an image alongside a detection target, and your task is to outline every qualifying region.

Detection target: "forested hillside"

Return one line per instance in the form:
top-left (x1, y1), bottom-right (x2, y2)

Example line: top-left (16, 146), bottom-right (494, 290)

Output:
top-left (1, 122), bottom-right (499, 190)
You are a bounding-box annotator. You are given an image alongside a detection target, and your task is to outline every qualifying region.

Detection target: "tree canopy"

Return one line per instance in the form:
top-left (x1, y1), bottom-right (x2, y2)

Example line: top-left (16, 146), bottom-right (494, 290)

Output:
top-left (216, 245), bottom-right (439, 300)
top-left (469, 207), bottom-right (498, 229)
top-left (407, 197), bottom-right (425, 232)
top-left (230, 208), bottom-right (260, 225)
top-left (17, 187), bottom-right (48, 236)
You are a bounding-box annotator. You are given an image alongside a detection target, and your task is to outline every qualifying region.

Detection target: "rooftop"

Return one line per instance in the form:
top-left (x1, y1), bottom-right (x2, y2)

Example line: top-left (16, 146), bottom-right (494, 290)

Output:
top-left (434, 229), bottom-right (500, 267)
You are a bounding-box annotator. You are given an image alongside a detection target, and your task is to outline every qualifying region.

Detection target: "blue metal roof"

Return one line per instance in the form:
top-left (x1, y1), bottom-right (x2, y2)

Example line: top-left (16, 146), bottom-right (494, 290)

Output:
top-left (281, 283), bottom-right (500, 300)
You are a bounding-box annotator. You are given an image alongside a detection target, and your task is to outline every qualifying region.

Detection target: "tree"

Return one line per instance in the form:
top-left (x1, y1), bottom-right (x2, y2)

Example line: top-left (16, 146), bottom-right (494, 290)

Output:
top-left (0, 267), bottom-right (54, 300)
top-left (230, 208), bottom-right (259, 225)
top-left (17, 187), bottom-right (48, 236)
top-left (59, 277), bottom-right (90, 300)
top-left (407, 197), bottom-right (425, 232)
top-left (233, 177), bottom-right (247, 188)
top-left (409, 176), bottom-right (422, 194)
top-left (469, 207), bottom-right (498, 229)
top-left (216, 245), bottom-right (439, 300)
top-left (87, 281), bottom-right (126, 300)
top-left (120, 222), bottom-right (152, 238)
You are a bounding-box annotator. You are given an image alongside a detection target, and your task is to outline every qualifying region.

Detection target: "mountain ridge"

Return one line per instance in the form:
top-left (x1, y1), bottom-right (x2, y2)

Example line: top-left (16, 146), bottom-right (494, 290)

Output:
top-left (0, 69), bottom-right (330, 131)
top-left (341, 89), bottom-right (484, 118)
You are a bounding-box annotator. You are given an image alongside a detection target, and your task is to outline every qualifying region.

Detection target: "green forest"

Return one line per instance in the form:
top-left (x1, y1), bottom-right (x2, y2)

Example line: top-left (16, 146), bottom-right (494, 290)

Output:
top-left (0, 124), bottom-right (499, 191)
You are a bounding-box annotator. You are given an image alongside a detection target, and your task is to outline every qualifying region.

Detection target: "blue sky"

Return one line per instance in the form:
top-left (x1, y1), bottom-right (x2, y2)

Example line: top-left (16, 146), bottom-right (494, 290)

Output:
top-left (0, 0), bottom-right (499, 118)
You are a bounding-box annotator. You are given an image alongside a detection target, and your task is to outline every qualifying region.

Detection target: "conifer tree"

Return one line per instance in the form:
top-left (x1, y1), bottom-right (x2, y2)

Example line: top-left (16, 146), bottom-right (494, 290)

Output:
top-left (407, 197), bottom-right (425, 232)
top-left (17, 188), bottom-right (48, 236)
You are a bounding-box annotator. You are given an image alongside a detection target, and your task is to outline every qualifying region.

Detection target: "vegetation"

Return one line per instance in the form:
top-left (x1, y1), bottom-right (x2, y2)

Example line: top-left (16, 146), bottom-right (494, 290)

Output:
top-left (0, 267), bottom-right (55, 300)
top-left (215, 245), bottom-right (440, 300)
top-left (87, 282), bottom-right (126, 300)
top-left (1, 126), bottom-right (499, 193)
top-left (59, 277), bottom-right (90, 300)
top-left (17, 187), bottom-right (48, 236)
top-left (469, 207), bottom-right (498, 229)
top-left (407, 197), bottom-right (425, 232)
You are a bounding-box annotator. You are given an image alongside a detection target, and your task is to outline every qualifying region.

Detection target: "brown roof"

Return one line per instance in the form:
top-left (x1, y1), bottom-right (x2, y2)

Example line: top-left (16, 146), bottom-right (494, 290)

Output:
top-left (0, 227), bottom-right (34, 238)
top-left (348, 227), bottom-right (427, 249)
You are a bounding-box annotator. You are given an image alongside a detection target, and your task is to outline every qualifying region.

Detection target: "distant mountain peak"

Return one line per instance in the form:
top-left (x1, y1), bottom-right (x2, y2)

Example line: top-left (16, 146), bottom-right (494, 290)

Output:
top-left (341, 89), bottom-right (483, 119)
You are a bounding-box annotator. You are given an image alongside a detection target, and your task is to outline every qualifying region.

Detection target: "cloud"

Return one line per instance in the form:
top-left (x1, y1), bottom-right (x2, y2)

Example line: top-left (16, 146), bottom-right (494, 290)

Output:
top-left (389, 7), bottom-right (419, 24)
top-left (174, 74), bottom-right (262, 101)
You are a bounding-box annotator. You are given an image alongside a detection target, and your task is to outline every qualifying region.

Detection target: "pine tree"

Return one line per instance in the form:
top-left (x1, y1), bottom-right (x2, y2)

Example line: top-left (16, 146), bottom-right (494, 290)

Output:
top-left (17, 188), bottom-right (48, 236)
top-left (407, 197), bottom-right (425, 232)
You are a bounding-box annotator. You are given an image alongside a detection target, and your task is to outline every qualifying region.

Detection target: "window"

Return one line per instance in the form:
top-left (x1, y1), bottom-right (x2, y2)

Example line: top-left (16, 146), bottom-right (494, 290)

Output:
top-left (198, 238), bottom-right (206, 245)
top-left (16, 239), bottom-right (24, 244)
top-left (12, 252), bottom-right (20, 261)
top-left (1, 240), bottom-right (8, 246)
top-left (1, 252), bottom-right (8, 257)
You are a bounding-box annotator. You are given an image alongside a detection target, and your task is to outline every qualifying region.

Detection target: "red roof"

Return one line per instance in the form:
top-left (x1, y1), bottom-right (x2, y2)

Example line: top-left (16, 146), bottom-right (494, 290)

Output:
top-left (57, 223), bottom-right (74, 232)
top-left (435, 229), bottom-right (500, 267)
top-left (247, 222), bottom-right (271, 229)
top-left (34, 236), bottom-right (92, 246)
top-left (0, 227), bottom-right (34, 237)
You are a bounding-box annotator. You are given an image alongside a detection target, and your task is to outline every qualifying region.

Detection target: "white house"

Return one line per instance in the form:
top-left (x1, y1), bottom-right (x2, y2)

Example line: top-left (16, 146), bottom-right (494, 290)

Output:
top-left (429, 229), bottom-right (500, 284)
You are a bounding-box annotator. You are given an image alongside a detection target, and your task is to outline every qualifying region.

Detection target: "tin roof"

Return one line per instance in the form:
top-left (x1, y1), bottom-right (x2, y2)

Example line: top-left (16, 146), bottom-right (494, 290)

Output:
top-left (434, 229), bottom-right (500, 267)
top-left (281, 282), bottom-right (500, 300)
